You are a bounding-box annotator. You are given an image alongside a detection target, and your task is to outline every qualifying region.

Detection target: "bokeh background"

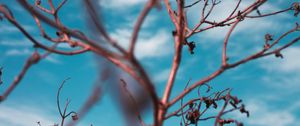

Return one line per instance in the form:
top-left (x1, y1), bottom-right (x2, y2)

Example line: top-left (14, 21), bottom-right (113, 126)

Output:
top-left (0, 0), bottom-right (300, 126)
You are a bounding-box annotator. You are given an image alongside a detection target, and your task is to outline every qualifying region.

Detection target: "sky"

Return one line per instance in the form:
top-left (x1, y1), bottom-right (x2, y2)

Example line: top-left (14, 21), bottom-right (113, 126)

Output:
top-left (0, 0), bottom-right (300, 126)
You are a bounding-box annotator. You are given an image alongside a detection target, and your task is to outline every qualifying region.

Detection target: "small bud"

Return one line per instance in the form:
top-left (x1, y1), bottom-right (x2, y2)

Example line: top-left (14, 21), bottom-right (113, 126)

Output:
top-left (264, 43), bottom-right (270, 49)
top-left (189, 102), bottom-right (194, 109)
top-left (69, 42), bottom-right (78, 48)
top-left (256, 9), bottom-right (261, 16)
top-left (226, 57), bottom-right (230, 61)
top-left (187, 41), bottom-right (196, 54)
top-left (172, 30), bottom-right (177, 36)
top-left (30, 52), bottom-right (40, 64)
top-left (265, 34), bottom-right (273, 41)
top-left (204, 98), bottom-right (214, 108)
top-left (56, 31), bottom-right (63, 37)
top-left (219, 119), bottom-right (235, 125)
top-left (192, 110), bottom-right (200, 119)
top-left (237, 11), bottom-right (244, 21)
top-left (275, 51), bottom-right (284, 59)
top-left (36, 0), bottom-right (41, 5)
top-left (292, 2), bottom-right (300, 17)
top-left (173, 10), bottom-right (178, 16)
top-left (72, 113), bottom-right (78, 121)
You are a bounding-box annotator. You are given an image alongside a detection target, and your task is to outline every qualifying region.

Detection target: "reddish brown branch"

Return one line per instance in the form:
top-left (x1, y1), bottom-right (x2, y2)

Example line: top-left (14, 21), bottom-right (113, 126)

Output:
top-left (158, 0), bottom-right (186, 125)
top-left (0, 6), bottom-right (90, 55)
top-left (0, 1), bottom-right (299, 126)
top-left (222, 20), bottom-right (240, 66)
top-left (0, 52), bottom-right (41, 101)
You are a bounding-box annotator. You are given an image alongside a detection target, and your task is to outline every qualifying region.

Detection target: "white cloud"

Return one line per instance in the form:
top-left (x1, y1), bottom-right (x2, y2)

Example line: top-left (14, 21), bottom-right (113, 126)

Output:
top-left (99, 0), bottom-right (147, 9)
top-left (110, 28), bottom-right (172, 59)
top-left (261, 72), bottom-right (300, 91)
top-left (0, 24), bottom-right (34, 34)
top-left (45, 55), bottom-right (63, 64)
top-left (5, 48), bottom-right (31, 56)
top-left (0, 104), bottom-right (56, 126)
top-left (258, 47), bottom-right (300, 91)
top-left (153, 68), bottom-right (171, 83)
top-left (5, 48), bottom-right (63, 64)
top-left (243, 100), bottom-right (298, 126)
top-left (135, 30), bottom-right (172, 59)
top-left (99, 0), bottom-right (173, 59)
top-left (110, 28), bottom-right (132, 47)
top-left (229, 99), bottom-right (300, 126)
top-left (261, 47), bottom-right (300, 73)
top-left (0, 25), bottom-right (22, 33)
top-left (57, 43), bottom-right (73, 49)
top-left (0, 39), bottom-right (33, 47)
top-left (187, 1), bottom-right (290, 40)
top-left (124, 14), bottom-right (158, 29)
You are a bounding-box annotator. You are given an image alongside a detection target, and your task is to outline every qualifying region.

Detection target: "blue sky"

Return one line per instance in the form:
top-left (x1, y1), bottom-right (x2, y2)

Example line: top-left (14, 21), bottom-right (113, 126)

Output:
top-left (0, 0), bottom-right (300, 126)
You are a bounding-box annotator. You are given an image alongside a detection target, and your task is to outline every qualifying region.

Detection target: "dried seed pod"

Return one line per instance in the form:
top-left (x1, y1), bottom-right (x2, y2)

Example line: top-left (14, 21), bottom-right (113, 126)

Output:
top-left (189, 101), bottom-right (194, 109)
top-left (240, 104), bottom-right (250, 117)
top-left (187, 42), bottom-right (196, 54)
top-left (275, 51), bottom-right (284, 59)
top-left (0, 67), bottom-right (3, 84)
top-left (292, 2), bottom-right (300, 17)
top-left (30, 52), bottom-right (40, 64)
top-left (72, 113), bottom-right (79, 121)
top-left (265, 34), bottom-right (273, 41)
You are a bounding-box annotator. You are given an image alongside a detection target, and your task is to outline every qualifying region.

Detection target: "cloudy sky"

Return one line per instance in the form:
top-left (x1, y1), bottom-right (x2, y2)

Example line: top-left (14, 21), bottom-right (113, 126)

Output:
top-left (0, 0), bottom-right (300, 126)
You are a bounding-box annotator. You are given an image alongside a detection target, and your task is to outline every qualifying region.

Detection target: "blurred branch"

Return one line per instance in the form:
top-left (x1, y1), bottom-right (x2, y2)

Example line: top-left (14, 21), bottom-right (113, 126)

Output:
top-left (0, 0), bottom-right (299, 126)
top-left (120, 79), bottom-right (146, 126)
top-left (84, 0), bottom-right (127, 54)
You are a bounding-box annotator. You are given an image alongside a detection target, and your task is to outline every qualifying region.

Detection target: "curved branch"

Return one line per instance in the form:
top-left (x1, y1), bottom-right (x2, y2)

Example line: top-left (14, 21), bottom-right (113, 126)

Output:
top-left (245, 7), bottom-right (293, 18)
top-left (222, 20), bottom-right (240, 66)
top-left (57, 78), bottom-right (71, 117)
top-left (129, 0), bottom-right (156, 57)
